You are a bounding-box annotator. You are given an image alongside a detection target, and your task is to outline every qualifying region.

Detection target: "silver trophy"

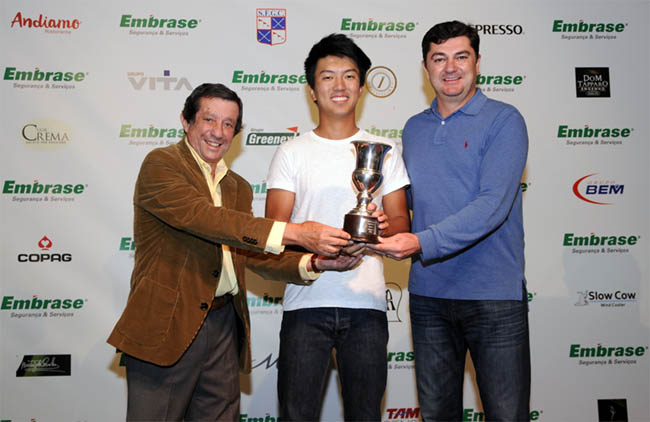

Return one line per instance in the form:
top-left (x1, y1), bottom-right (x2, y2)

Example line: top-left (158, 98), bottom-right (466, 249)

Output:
top-left (343, 140), bottom-right (392, 243)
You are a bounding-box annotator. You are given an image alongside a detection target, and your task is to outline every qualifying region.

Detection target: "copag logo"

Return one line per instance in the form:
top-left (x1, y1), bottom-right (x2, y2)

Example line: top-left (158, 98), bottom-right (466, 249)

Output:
top-left (472, 24), bottom-right (524, 35)
top-left (575, 290), bottom-right (637, 307)
top-left (572, 174), bottom-right (624, 205)
top-left (18, 236), bottom-right (72, 263)
top-left (10, 12), bottom-right (81, 33)
top-left (246, 127), bottom-right (299, 146)
top-left (575, 68), bottom-right (610, 97)
top-left (256, 8), bottom-right (286, 46)
top-left (128, 70), bottom-right (192, 91)
top-left (16, 355), bottom-right (71, 377)
top-left (340, 17), bottom-right (417, 40)
top-left (21, 118), bottom-right (71, 150)
top-left (366, 66), bottom-right (397, 98)
top-left (558, 124), bottom-right (632, 146)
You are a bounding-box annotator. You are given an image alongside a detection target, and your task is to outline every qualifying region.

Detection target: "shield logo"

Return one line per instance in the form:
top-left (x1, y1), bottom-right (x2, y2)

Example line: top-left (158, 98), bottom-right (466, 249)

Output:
top-left (256, 8), bottom-right (286, 46)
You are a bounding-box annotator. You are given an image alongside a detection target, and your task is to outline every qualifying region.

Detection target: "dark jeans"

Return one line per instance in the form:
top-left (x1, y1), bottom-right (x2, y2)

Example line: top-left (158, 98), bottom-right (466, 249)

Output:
top-left (410, 293), bottom-right (531, 422)
top-left (277, 307), bottom-right (388, 421)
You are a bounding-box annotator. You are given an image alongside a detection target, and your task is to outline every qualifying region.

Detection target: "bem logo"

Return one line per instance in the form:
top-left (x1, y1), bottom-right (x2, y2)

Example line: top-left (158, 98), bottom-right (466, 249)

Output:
top-left (16, 354), bottom-right (71, 377)
top-left (572, 174), bottom-right (623, 205)
top-left (127, 71), bottom-right (192, 91)
top-left (10, 12), bottom-right (81, 30)
top-left (256, 8), bottom-right (286, 46)
top-left (18, 236), bottom-right (72, 263)
top-left (575, 68), bottom-right (610, 97)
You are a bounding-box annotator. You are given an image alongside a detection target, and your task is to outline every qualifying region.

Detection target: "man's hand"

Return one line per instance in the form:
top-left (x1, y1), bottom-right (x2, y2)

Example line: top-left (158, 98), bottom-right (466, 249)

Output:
top-left (366, 232), bottom-right (421, 260)
top-left (284, 221), bottom-right (351, 257)
top-left (310, 254), bottom-right (362, 272)
top-left (367, 202), bottom-right (389, 234)
top-left (340, 242), bottom-right (366, 256)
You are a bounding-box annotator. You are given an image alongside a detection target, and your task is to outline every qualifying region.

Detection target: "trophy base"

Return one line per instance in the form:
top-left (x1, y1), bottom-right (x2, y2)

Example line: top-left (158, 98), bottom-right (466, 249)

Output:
top-left (343, 214), bottom-right (379, 243)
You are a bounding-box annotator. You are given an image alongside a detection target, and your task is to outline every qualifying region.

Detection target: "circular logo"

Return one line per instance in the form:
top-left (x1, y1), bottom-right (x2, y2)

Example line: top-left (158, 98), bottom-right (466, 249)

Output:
top-left (366, 66), bottom-right (397, 98)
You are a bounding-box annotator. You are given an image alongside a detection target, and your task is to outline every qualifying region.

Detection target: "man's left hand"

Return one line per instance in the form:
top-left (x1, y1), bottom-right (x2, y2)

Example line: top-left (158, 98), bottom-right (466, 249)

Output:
top-left (366, 232), bottom-right (421, 260)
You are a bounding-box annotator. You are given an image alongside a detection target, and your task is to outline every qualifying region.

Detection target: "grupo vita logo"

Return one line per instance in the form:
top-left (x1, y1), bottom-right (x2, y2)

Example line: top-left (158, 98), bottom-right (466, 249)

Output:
top-left (10, 12), bottom-right (81, 32)
top-left (246, 127), bottom-right (299, 146)
top-left (572, 174), bottom-right (624, 205)
top-left (17, 235), bottom-right (72, 263)
top-left (128, 70), bottom-right (192, 91)
top-left (21, 118), bottom-right (71, 150)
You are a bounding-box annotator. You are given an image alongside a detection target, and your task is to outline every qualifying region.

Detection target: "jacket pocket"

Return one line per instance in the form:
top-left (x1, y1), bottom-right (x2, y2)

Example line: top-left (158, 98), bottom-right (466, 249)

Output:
top-left (118, 276), bottom-right (178, 347)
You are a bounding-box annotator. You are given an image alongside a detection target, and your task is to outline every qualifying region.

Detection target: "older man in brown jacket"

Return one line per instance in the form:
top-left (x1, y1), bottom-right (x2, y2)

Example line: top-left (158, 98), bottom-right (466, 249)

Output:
top-left (108, 83), bottom-right (361, 421)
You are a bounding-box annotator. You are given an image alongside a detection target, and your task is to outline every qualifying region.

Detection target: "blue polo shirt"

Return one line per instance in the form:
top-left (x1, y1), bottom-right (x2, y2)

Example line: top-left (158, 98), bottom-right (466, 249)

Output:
top-left (403, 88), bottom-right (528, 300)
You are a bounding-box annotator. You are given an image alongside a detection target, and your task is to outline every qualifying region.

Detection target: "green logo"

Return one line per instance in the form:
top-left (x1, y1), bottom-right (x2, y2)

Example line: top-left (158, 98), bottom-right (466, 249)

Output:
top-left (569, 344), bottom-right (646, 358)
top-left (387, 351), bottom-right (414, 362)
top-left (366, 127), bottom-right (403, 139)
top-left (563, 233), bottom-right (638, 247)
top-left (476, 74), bottom-right (523, 85)
top-left (246, 131), bottom-right (298, 146)
top-left (248, 294), bottom-right (282, 307)
top-left (232, 71), bottom-right (306, 85)
top-left (119, 124), bottom-right (185, 139)
top-left (2, 296), bottom-right (84, 310)
top-left (557, 125), bottom-right (631, 138)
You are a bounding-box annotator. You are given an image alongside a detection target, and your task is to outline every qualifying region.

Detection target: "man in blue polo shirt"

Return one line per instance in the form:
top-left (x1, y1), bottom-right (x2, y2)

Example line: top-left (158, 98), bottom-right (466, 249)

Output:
top-left (369, 21), bottom-right (530, 421)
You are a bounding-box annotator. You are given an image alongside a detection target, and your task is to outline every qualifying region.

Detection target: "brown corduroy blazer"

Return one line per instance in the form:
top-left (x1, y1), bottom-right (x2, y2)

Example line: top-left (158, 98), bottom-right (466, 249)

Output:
top-left (107, 139), bottom-right (307, 373)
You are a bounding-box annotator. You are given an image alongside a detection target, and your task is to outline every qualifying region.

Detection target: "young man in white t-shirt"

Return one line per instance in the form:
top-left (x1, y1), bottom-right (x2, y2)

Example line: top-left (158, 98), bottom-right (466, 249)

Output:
top-left (265, 33), bottom-right (411, 421)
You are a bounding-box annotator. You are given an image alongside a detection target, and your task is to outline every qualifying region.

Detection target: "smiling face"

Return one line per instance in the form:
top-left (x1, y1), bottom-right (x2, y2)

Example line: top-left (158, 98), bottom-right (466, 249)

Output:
top-left (181, 96), bottom-right (239, 173)
top-left (309, 55), bottom-right (364, 120)
top-left (423, 35), bottom-right (481, 114)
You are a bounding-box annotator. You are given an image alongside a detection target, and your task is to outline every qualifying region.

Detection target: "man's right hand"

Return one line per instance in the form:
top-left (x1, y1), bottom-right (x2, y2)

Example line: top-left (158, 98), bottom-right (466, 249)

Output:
top-left (284, 221), bottom-right (352, 257)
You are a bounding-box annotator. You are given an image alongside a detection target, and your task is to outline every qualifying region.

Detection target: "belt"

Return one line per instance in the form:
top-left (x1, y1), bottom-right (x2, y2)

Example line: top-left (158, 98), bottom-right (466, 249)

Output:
top-left (210, 294), bottom-right (233, 311)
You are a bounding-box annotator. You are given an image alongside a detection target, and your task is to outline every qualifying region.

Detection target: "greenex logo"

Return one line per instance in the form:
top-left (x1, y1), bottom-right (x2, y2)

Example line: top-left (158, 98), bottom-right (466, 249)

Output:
top-left (246, 128), bottom-right (299, 146)
top-left (4, 67), bottom-right (85, 82)
top-left (119, 14), bottom-right (199, 29)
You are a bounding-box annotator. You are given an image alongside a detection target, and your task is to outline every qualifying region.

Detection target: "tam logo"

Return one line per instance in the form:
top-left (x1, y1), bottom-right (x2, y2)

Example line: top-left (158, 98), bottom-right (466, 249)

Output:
top-left (572, 173), bottom-right (624, 205)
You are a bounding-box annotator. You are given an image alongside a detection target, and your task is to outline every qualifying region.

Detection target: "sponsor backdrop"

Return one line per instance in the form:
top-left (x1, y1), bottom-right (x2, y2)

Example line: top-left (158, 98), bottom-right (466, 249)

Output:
top-left (1, 1), bottom-right (648, 421)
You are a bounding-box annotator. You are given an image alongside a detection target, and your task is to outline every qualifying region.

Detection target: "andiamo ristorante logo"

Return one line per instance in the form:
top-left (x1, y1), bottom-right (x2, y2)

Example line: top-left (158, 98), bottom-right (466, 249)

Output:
top-left (2, 295), bottom-right (86, 319)
top-left (20, 118), bottom-right (72, 150)
top-left (10, 11), bottom-right (81, 34)
top-left (3, 179), bottom-right (87, 204)
top-left (4, 66), bottom-right (87, 90)
top-left (119, 14), bottom-right (200, 37)
top-left (570, 343), bottom-right (648, 367)
top-left (557, 124), bottom-right (633, 147)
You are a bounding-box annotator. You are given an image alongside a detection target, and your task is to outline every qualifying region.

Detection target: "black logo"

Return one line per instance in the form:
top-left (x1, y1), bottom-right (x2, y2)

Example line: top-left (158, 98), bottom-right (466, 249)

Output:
top-left (16, 354), bottom-right (71, 377)
top-left (597, 399), bottom-right (628, 422)
top-left (575, 67), bottom-right (610, 97)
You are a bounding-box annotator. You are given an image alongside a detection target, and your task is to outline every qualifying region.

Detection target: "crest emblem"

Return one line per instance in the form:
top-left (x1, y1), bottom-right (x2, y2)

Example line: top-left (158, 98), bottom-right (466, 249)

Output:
top-left (256, 8), bottom-right (286, 46)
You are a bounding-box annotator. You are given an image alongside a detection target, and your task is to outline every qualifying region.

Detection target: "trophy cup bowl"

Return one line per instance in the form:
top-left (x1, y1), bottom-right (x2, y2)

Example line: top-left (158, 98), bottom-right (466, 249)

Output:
top-left (343, 140), bottom-right (392, 243)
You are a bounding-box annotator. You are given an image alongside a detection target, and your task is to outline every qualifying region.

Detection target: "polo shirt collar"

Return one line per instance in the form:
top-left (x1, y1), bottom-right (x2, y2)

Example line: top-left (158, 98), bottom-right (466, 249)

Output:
top-left (430, 88), bottom-right (487, 119)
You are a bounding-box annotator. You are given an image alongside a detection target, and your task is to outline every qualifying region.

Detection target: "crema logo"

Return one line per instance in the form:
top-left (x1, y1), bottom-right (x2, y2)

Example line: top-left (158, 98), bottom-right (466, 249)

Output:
top-left (10, 12), bottom-right (81, 33)
top-left (572, 174), bottom-right (624, 205)
top-left (575, 68), bottom-right (610, 97)
top-left (246, 127), bottom-right (299, 146)
top-left (128, 70), bottom-right (192, 91)
top-left (21, 118), bottom-right (71, 150)
top-left (17, 235), bottom-right (72, 263)
top-left (16, 354), bottom-right (71, 377)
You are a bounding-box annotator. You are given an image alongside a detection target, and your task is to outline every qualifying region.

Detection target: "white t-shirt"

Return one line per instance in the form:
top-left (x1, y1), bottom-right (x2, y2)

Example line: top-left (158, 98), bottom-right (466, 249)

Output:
top-left (266, 129), bottom-right (410, 311)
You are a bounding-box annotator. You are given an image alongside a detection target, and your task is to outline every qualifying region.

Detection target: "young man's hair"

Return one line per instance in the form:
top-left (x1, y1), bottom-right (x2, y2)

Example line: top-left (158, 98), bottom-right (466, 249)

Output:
top-left (182, 83), bottom-right (243, 134)
top-left (304, 33), bottom-right (372, 89)
top-left (421, 21), bottom-right (480, 61)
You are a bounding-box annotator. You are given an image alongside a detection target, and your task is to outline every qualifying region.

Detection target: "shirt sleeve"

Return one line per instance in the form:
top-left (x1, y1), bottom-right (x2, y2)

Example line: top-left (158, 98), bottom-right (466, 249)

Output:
top-left (416, 108), bottom-right (528, 261)
top-left (264, 221), bottom-right (286, 254)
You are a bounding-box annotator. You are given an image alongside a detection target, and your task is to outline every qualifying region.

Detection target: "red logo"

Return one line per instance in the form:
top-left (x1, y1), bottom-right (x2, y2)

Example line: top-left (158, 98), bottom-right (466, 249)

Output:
top-left (38, 236), bottom-right (52, 250)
